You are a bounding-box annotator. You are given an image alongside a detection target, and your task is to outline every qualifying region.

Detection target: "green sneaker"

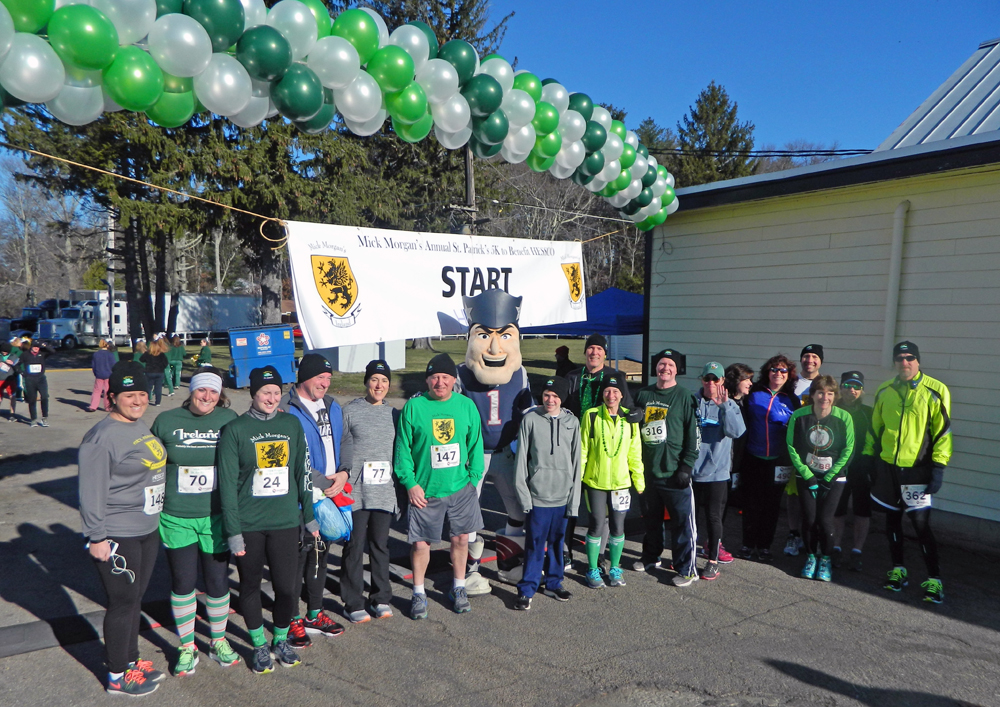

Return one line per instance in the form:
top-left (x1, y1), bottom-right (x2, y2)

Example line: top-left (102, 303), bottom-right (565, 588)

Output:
top-left (884, 566), bottom-right (908, 592)
top-left (817, 556), bottom-right (832, 582)
top-left (800, 554), bottom-right (817, 579)
top-left (210, 638), bottom-right (241, 667)
top-left (921, 578), bottom-right (944, 604)
top-left (585, 568), bottom-right (605, 589)
top-left (173, 645), bottom-right (198, 676)
top-left (607, 566), bottom-right (626, 587)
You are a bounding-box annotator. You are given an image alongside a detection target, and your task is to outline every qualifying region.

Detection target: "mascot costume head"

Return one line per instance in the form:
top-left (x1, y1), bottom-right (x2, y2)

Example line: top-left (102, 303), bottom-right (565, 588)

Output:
top-left (463, 289), bottom-right (523, 386)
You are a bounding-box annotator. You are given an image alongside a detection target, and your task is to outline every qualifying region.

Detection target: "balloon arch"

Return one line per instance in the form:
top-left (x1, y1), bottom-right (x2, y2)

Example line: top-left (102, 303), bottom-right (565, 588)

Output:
top-left (0, 0), bottom-right (678, 230)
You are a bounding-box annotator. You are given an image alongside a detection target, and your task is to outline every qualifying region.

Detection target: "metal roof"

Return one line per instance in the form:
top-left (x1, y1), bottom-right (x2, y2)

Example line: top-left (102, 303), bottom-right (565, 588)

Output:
top-left (876, 37), bottom-right (1000, 151)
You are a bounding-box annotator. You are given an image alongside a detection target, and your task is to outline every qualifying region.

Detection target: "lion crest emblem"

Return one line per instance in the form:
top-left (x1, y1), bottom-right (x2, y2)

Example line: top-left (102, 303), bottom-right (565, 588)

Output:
top-left (312, 255), bottom-right (360, 326)
top-left (432, 419), bottom-right (455, 444)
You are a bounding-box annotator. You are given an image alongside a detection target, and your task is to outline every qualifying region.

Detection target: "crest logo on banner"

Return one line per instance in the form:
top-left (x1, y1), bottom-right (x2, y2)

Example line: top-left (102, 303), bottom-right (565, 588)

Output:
top-left (433, 419), bottom-right (455, 444)
top-left (561, 261), bottom-right (584, 309)
top-left (312, 255), bottom-right (360, 327)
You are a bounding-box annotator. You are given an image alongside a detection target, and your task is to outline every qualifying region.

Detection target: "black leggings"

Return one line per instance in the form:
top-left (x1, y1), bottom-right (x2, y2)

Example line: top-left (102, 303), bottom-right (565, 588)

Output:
top-left (796, 478), bottom-right (845, 556)
top-left (740, 455), bottom-right (787, 551)
top-left (93, 531), bottom-right (159, 673)
top-left (341, 509), bottom-right (393, 613)
top-left (164, 544), bottom-right (230, 598)
top-left (23, 376), bottom-right (48, 420)
top-left (886, 507), bottom-right (940, 577)
top-left (146, 373), bottom-right (163, 406)
top-left (293, 532), bottom-right (330, 615)
top-left (236, 527), bottom-right (299, 632)
top-left (693, 481), bottom-right (728, 561)
top-left (585, 486), bottom-right (626, 537)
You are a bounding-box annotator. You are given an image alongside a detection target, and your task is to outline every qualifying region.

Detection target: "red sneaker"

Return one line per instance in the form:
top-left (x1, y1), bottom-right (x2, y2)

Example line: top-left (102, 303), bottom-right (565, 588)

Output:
top-left (288, 618), bottom-right (312, 648)
top-left (303, 611), bottom-right (345, 638)
top-left (717, 545), bottom-right (734, 564)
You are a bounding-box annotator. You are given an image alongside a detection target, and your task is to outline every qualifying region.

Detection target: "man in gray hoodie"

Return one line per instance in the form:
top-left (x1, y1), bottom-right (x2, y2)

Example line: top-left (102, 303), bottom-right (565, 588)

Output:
top-left (513, 377), bottom-right (581, 610)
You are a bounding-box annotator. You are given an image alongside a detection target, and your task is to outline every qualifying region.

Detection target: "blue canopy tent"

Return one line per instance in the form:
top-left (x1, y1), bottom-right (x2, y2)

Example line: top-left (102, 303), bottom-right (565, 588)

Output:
top-left (520, 287), bottom-right (644, 337)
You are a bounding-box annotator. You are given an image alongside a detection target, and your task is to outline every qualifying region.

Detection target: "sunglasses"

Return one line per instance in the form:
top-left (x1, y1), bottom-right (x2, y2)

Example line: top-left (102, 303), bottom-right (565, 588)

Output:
top-left (702, 375), bottom-right (720, 382)
top-left (841, 383), bottom-right (863, 390)
top-left (770, 367), bottom-right (788, 374)
top-left (895, 355), bottom-right (917, 362)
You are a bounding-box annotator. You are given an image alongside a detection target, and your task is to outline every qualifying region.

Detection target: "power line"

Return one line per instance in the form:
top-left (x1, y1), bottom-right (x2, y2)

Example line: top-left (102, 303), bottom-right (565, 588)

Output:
top-left (647, 147), bottom-right (871, 158)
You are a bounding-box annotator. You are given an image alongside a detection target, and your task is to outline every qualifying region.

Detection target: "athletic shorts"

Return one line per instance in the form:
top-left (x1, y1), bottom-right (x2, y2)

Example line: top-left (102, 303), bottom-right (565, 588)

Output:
top-left (407, 483), bottom-right (484, 544)
top-left (0, 378), bottom-right (16, 399)
top-left (159, 512), bottom-right (227, 554)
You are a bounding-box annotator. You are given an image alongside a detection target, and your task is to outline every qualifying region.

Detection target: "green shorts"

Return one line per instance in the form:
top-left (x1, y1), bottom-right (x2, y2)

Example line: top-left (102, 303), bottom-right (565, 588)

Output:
top-left (159, 512), bottom-right (227, 554)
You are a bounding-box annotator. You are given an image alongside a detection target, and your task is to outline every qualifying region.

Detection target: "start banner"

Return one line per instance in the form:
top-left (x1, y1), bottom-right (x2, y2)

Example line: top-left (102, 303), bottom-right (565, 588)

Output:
top-left (287, 221), bottom-right (587, 349)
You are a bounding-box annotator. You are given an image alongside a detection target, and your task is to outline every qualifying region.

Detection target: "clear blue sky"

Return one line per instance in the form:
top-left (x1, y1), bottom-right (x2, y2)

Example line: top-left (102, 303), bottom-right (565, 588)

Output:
top-left (493, 1), bottom-right (999, 150)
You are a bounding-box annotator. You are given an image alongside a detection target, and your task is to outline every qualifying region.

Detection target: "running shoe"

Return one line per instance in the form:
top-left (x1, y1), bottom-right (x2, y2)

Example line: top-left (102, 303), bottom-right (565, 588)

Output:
top-left (784, 534), bottom-right (803, 556)
top-left (304, 611), bottom-right (345, 636)
top-left (701, 563), bottom-right (721, 581)
top-left (209, 638), bottom-right (241, 668)
top-left (449, 586), bottom-right (471, 614)
top-left (738, 546), bottom-right (755, 560)
top-left (884, 566), bottom-right (908, 592)
top-left (372, 604), bottom-right (393, 619)
top-left (287, 618), bottom-right (312, 648)
top-left (410, 592), bottom-right (428, 620)
top-left (271, 640), bottom-right (301, 668)
top-left (543, 587), bottom-right (572, 602)
top-left (817, 556), bottom-right (832, 582)
top-left (345, 609), bottom-right (371, 624)
top-left (29, 420), bottom-right (39, 428)
top-left (831, 547), bottom-right (843, 568)
top-left (921, 578), bottom-right (944, 604)
top-left (564, 549), bottom-right (573, 570)
top-left (801, 554), bottom-right (817, 580)
top-left (251, 645), bottom-right (274, 674)
top-left (106, 668), bottom-right (158, 696)
top-left (671, 573), bottom-right (699, 587)
top-left (758, 549), bottom-right (774, 563)
top-left (514, 594), bottom-right (531, 611)
top-left (608, 567), bottom-right (626, 587)
top-left (717, 545), bottom-right (734, 564)
top-left (172, 646), bottom-right (198, 677)
top-left (38, 418), bottom-right (49, 427)
top-left (631, 558), bottom-right (661, 572)
top-left (585, 568), bottom-right (606, 589)
top-left (129, 659), bottom-right (165, 683)
top-left (848, 551), bottom-right (863, 572)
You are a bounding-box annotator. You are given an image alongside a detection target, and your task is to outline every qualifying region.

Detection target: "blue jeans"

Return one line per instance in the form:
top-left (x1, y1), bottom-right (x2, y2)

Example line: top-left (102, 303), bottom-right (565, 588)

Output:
top-left (517, 506), bottom-right (567, 598)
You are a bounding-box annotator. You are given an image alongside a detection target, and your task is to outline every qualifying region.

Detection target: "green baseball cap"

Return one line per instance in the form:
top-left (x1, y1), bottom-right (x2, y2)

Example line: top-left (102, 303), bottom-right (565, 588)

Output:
top-left (701, 361), bottom-right (724, 379)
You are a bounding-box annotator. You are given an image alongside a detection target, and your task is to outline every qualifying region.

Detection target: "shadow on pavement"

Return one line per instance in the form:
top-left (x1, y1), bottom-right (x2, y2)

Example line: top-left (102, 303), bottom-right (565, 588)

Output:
top-left (0, 447), bottom-right (78, 479)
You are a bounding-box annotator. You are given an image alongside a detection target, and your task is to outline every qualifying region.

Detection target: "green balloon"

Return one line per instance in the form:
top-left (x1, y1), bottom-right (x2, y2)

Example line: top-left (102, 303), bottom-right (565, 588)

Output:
top-left (156, 0), bottom-right (184, 17)
top-left (300, 0), bottom-right (331, 39)
top-left (236, 25), bottom-right (293, 82)
top-left (183, 0), bottom-right (245, 53)
top-left (636, 218), bottom-right (655, 232)
top-left (656, 165), bottom-right (668, 179)
top-left (613, 169), bottom-right (631, 191)
top-left (2, 0), bottom-right (54, 33)
top-left (526, 151), bottom-right (555, 173)
top-left (571, 168), bottom-right (595, 186)
top-left (296, 101), bottom-right (335, 134)
top-left (331, 8), bottom-right (380, 65)
top-left (581, 121), bottom-right (607, 153)
top-left (461, 73), bottom-right (502, 118)
top-left (147, 90), bottom-right (196, 128)
top-left (367, 45), bottom-right (414, 94)
top-left (437, 40), bottom-right (477, 87)
top-left (540, 78), bottom-right (559, 86)
top-left (103, 47), bottom-right (164, 112)
top-left (581, 150), bottom-right (605, 177)
top-left (47, 5), bottom-right (119, 71)
top-left (599, 183), bottom-right (618, 198)
top-left (533, 130), bottom-right (561, 159)
top-left (609, 119), bottom-right (626, 138)
top-left (162, 72), bottom-right (194, 93)
top-left (635, 188), bottom-right (653, 208)
top-left (661, 185), bottom-right (676, 206)
top-left (531, 101), bottom-right (559, 136)
top-left (0, 84), bottom-right (25, 109)
top-left (621, 200), bottom-right (642, 216)
top-left (567, 92), bottom-right (593, 122)
top-left (641, 164), bottom-right (657, 188)
top-left (271, 63), bottom-right (324, 122)
top-left (394, 111), bottom-right (434, 143)
top-left (649, 207), bottom-right (669, 226)
top-left (385, 81), bottom-right (427, 125)
top-left (619, 143), bottom-right (636, 170)
top-left (407, 21), bottom-right (438, 59)
top-left (472, 108), bottom-right (508, 145)
top-left (637, 144), bottom-right (648, 158)
top-left (511, 72), bottom-right (541, 102)
top-left (469, 137), bottom-right (502, 159)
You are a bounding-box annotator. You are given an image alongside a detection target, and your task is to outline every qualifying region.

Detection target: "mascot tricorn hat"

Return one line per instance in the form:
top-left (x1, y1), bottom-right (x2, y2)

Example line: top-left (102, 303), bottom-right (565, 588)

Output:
top-left (463, 289), bottom-right (522, 329)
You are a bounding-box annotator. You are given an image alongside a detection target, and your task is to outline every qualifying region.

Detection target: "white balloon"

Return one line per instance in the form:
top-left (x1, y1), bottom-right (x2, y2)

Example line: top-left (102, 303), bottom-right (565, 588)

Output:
top-left (623, 177), bottom-right (642, 200)
top-left (388, 25), bottom-right (429, 73)
top-left (665, 172), bottom-right (675, 188)
top-left (266, 0), bottom-right (318, 62)
top-left (431, 92), bottom-right (470, 133)
top-left (590, 105), bottom-right (612, 131)
top-left (360, 7), bottom-right (389, 48)
top-left (344, 107), bottom-right (387, 136)
top-left (103, 87), bottom-right (124, 111)
top-left (240, 0), bottom-right (267, 29)
top-left (548, 163), bottom-right (575, 180)
top-left (148, 14), bottom-right (213, 78)
top-left (645, 197), bottom-right (662, 217)
top-left (651, 176), bottom-right (667, 198)
top-left (603, 133), bottom-right (624, 162)
top-left (46, 84), bottom-right (104, 125)
top-left (625, 130), bottom-right (639, 149)
top-left (503, 123), bottom-right (535, 155)
top-left (230, 94), bottom-right (270, 128)
top-left (608, 192), bottom-right (629, 208)
top-left (628, 210), bottom-right (646, 223)
top-left (500, 88), bottom-right (534, 129)
top-left (416, 58), bottom-right (458, 105)
top-left (91, 0), bottom-right (157, 46)
top-left (646, 155), bottom-right (658, 170)
top-left (598, 158), bottom-right (620, 183)
top-left (333, 71), bottom-right (381, 122)
top-left (193, 53), bottom-right (252, 116)
top-left (266, 99), bottom-right (278, 118)
top-left (479, 57), bottom-right (513, 94)
top-left (555, 139), bottom-right (586, 170)
top-left (0, 34), bottom-right (65, 103)
top-left (251, 78), bottom-right (270, 97)
top-left (308, 36), bottom-right (361, 89)
top-left (499, 145), bottom-right (528, 164)
top-left (56, 0), bottom-right (93, 7)
top-left (63, 59), bottom-right (103, 88)
top-left (0, 3), bottom-right (14, 62)
top-left (434, 122), bottom-right (472, 149)
top-left (666, 197), bottom-right (679, 215)
top-left (557, 109), bottom-right (586, 143)
top-left (630, 153), bottom-right (648, 181)
top-left (539, 81), bottom-right (568, 114)
top-left (585, 176), bottom-right (608, 193)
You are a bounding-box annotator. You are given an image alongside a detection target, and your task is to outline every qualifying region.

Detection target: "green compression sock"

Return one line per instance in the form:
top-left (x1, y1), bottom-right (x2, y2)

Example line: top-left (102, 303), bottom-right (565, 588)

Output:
top-left (307, 609), bottom-right (320, 620)
top-left (248, 625), bottom-right (266, 648)
top-left (585, 534), bottom-right (601, 570)
top-left (608, 534), bottom-right (625, 569)
top-left (273, 625), bottom-right (289, 644)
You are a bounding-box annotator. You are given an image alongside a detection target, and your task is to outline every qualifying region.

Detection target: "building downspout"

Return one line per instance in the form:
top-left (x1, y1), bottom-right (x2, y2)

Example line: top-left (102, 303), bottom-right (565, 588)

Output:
top-left (882, 200), bottom-right (910, 366)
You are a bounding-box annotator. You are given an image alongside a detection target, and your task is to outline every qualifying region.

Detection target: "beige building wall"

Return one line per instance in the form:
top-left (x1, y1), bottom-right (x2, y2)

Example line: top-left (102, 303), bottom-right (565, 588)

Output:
top-left (649, 164), bottom-right (1000, 522)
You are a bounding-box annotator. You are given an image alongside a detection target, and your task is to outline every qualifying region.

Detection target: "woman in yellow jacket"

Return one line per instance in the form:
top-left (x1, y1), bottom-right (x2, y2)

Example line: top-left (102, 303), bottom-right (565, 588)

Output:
top-left (580, 375), bottom-right (644, 589)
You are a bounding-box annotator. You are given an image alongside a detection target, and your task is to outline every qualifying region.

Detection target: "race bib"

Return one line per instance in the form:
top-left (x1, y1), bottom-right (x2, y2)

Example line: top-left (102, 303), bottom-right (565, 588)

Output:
top-left (252, 467), bottom-right (289, 497)
top-left (363, 461), bottom-right (392, 485)
top-left (611, 489), bottom-right (631, 511)
top-left (143, 483), bottom-right (165, 515)
top-left (805, 453), bottom-right (833, 473)
top-left (774, 466), bottom-right (793, 484)
top-left (178, 466), bottom-right (216, 494)
top-left (901, 484), bottom-right (931, 509)
top-left (430, 444), bottom-right (460, 469)
top-left (641, 420), bottom-right (666, 444)
top-left (28, 364), bottom-right (42, 374)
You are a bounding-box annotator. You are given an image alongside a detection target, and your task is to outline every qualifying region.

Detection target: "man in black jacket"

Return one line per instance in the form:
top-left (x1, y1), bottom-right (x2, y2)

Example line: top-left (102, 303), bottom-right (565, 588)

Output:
top-left (19, 341), bottom-right (55, 427)
top-left (565, 334), bottom-right (634, 417)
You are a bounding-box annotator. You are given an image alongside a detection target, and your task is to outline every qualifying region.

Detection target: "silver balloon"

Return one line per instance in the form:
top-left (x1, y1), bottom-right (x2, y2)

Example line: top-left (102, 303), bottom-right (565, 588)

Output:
top-left (628, 209), bottom-right (646, 224)
top-left (644, 197), bottom-right (662, 218)
top-left (623, 177), bottom-right (642, 200)
top-left (415, 58), bottom-right (458, 105)
top-left (630, 153), bottom-right (648, 181)
top-left (585, 176), bottom-right (607, 193)
top-left (103, 87), bottom-right (124, 111)
top-left (0, 3), bottom-right (13, 62)
top-left (251, 77), bottom-right (270, 97)
top-left (665, 172), bottom-right (675, 188)
top-left (479, 56), bottom-right (513, 94)
top-left (499, 145), bottom-right (528, 164)
top-left (554, 139), bottom-right (586, 170)
top-left (193, 53), bottom-right (252, 116)
top-left (91, 0), bottom-right (157, 46)
top-left (230, 94), bottom-right (270, 128)
top-left (46, 84), bottom-right (104, 125)
top-left (0, 34), bottom-right (66, 103)
top-left (539, 81), bottom-right (568, 114)
top-left (598, 157), bottom-right (620, 183)
top-left (360, 7), bottom-right (388, 48)
top-left (56, 0), bottom-right (93, 7)
top-left (148, 14), bottom-right (212, 78)
top-left (666, 198), bottom-right (679, 215)
top-left (266, 99), bottom-right (278, 118)
top-left (503, 123), bottom-right (535, 155)
top-left (651, 176), bottom-right (667, 198)
top-left (603, 133), bottom-right (624, 162)
top-left (500, 88), bottom-right (534, 129)
top-left (548, 163), bottom-right (575, 180)
top-left (430, 92), bottom-right (470, 133)
top-left (608, 192), bottom-right (629, 208)
top-left (624, 130), bottom-right (639, 149)
top-left (333, 71), bottom-right (381, 122)
top-left (590, 104), bottom-right (612, 131)
top-left (266, 0), bottom-right (318, 62)
top-left (557, 109), bottom-right (586, 143)
top-left (63, 59), bottom-right (103, 88)
top-left (388, 24), bottom-right (429, 73)
top-left (240, 0), bottom-right (267, 29)
top-left (343, 107), bottom-right (387, 137)
top-left (434, 122), bottom-right (472, 150)
top-left (307, 36), bottom-right (360, 90)
top-left (646, 155), bottom-right (657, 170)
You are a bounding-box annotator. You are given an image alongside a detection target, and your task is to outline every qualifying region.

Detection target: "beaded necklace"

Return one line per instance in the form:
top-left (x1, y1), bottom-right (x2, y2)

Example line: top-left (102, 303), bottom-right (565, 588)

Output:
top-left (601, 409), bottom-right (625, 458)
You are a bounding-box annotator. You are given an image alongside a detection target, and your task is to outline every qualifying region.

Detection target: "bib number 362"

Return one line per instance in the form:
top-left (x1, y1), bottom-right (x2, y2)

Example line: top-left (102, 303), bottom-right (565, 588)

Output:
top-left (901, 484), bottom-right (931, 509)
top-left (253, 467), bottom-right (289, 497)
top-left (430, 444), bottom-right (460, 469)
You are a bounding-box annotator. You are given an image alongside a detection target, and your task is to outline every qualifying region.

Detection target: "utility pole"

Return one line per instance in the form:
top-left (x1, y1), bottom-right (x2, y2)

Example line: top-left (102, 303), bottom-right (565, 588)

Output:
top-left (106, 212), bottom-right (116, 342)
top-left (448, 144), bottom-right (478, 235)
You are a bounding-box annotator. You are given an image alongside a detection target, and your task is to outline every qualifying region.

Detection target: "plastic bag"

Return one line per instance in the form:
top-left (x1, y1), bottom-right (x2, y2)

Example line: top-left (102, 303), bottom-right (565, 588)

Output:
top-left (314, 497), bottom-right (353, 543)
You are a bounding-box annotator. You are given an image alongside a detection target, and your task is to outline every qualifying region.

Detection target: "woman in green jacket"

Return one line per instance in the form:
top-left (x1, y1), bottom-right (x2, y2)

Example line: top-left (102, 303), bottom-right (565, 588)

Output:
top-left (580, 375), bottom-right (644, 589)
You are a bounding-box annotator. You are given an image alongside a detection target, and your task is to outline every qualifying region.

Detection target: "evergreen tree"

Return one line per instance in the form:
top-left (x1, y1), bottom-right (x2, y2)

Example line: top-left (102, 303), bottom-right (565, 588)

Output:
top-left (673, 81), bottom-right (756, 187)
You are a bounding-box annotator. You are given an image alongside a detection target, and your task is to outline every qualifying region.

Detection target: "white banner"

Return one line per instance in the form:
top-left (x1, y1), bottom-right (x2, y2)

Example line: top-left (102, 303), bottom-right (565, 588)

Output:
top-left (287, 221), bottom-right (587, 349)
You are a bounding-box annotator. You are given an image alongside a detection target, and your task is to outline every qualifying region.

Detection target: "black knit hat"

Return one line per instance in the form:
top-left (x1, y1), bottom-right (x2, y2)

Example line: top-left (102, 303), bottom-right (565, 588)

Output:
top-left (585, 334), bottom-right (607, 353)
top-left (426, 353), bottom-right (457, 378)
top-left (801, 344), bottom-right (824, 362)
top-left (109, 361), bottom-right (148, 395)
top-left (841, 370), bottom-right (865, 386)
top-left (0, 342), bottom-right (10, 355)
top-left (893, 341), bottom-right (920, 362)
top-left (541, 376), bottom-right (570, 404)
top-left (297, 353), bottom-right (332, 384)
top-left (249, 365), bottom-right (282, 396)
top-left (601, 373), bottom-right (628, 397)
top-left (364, 359), bottom-right (391, 383)
top-left (651, 348), bottom-right (686, 376)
